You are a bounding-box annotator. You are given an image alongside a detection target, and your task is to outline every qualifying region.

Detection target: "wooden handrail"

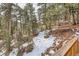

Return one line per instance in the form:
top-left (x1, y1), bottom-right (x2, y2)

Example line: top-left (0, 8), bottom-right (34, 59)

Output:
top-left (52, 36), bottom-right (78, 56)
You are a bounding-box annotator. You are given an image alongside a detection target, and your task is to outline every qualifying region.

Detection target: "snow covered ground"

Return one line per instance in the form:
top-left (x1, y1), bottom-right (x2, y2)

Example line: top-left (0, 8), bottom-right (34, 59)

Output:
top-left (23, 31), bottom-right (56, 56)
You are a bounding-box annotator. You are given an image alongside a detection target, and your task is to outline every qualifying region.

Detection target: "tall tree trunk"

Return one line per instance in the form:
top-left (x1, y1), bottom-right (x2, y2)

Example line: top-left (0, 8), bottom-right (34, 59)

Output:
top-left (77, 11), bottom-right (79, 24)
top-left (4, 3), bottom-right (12, 52)
top-left (72, 13), bottom-right (76, 25)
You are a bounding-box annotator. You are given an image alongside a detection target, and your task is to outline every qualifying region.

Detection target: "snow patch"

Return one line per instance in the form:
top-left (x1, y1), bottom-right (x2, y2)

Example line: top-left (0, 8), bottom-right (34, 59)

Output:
top-left (23, 31), bottom-right (55, 56)
top-left (0, 40), bottom-right (3, 43)
top-left (9, 48), bottom-right (18, 56)
top-left (49, 50), bottom-right (55, 54)
top-left (22, 43), bottom-right (28, 47)
top-left (76, 32), bottom-right (79, 41)
top-left (0, 47), bottom-right (7, 56)
top-left (76, 32), bottom-right (79, 35)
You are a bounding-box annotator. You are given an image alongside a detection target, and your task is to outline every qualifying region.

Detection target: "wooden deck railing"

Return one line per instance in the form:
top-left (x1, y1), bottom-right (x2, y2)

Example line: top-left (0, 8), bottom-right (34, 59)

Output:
top-left (53, 35), bottom-right (79, 56)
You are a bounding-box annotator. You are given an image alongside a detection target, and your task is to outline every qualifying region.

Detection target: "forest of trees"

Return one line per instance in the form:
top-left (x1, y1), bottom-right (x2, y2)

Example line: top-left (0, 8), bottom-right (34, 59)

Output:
top-left (0, 3), bottom-right (79, 56)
